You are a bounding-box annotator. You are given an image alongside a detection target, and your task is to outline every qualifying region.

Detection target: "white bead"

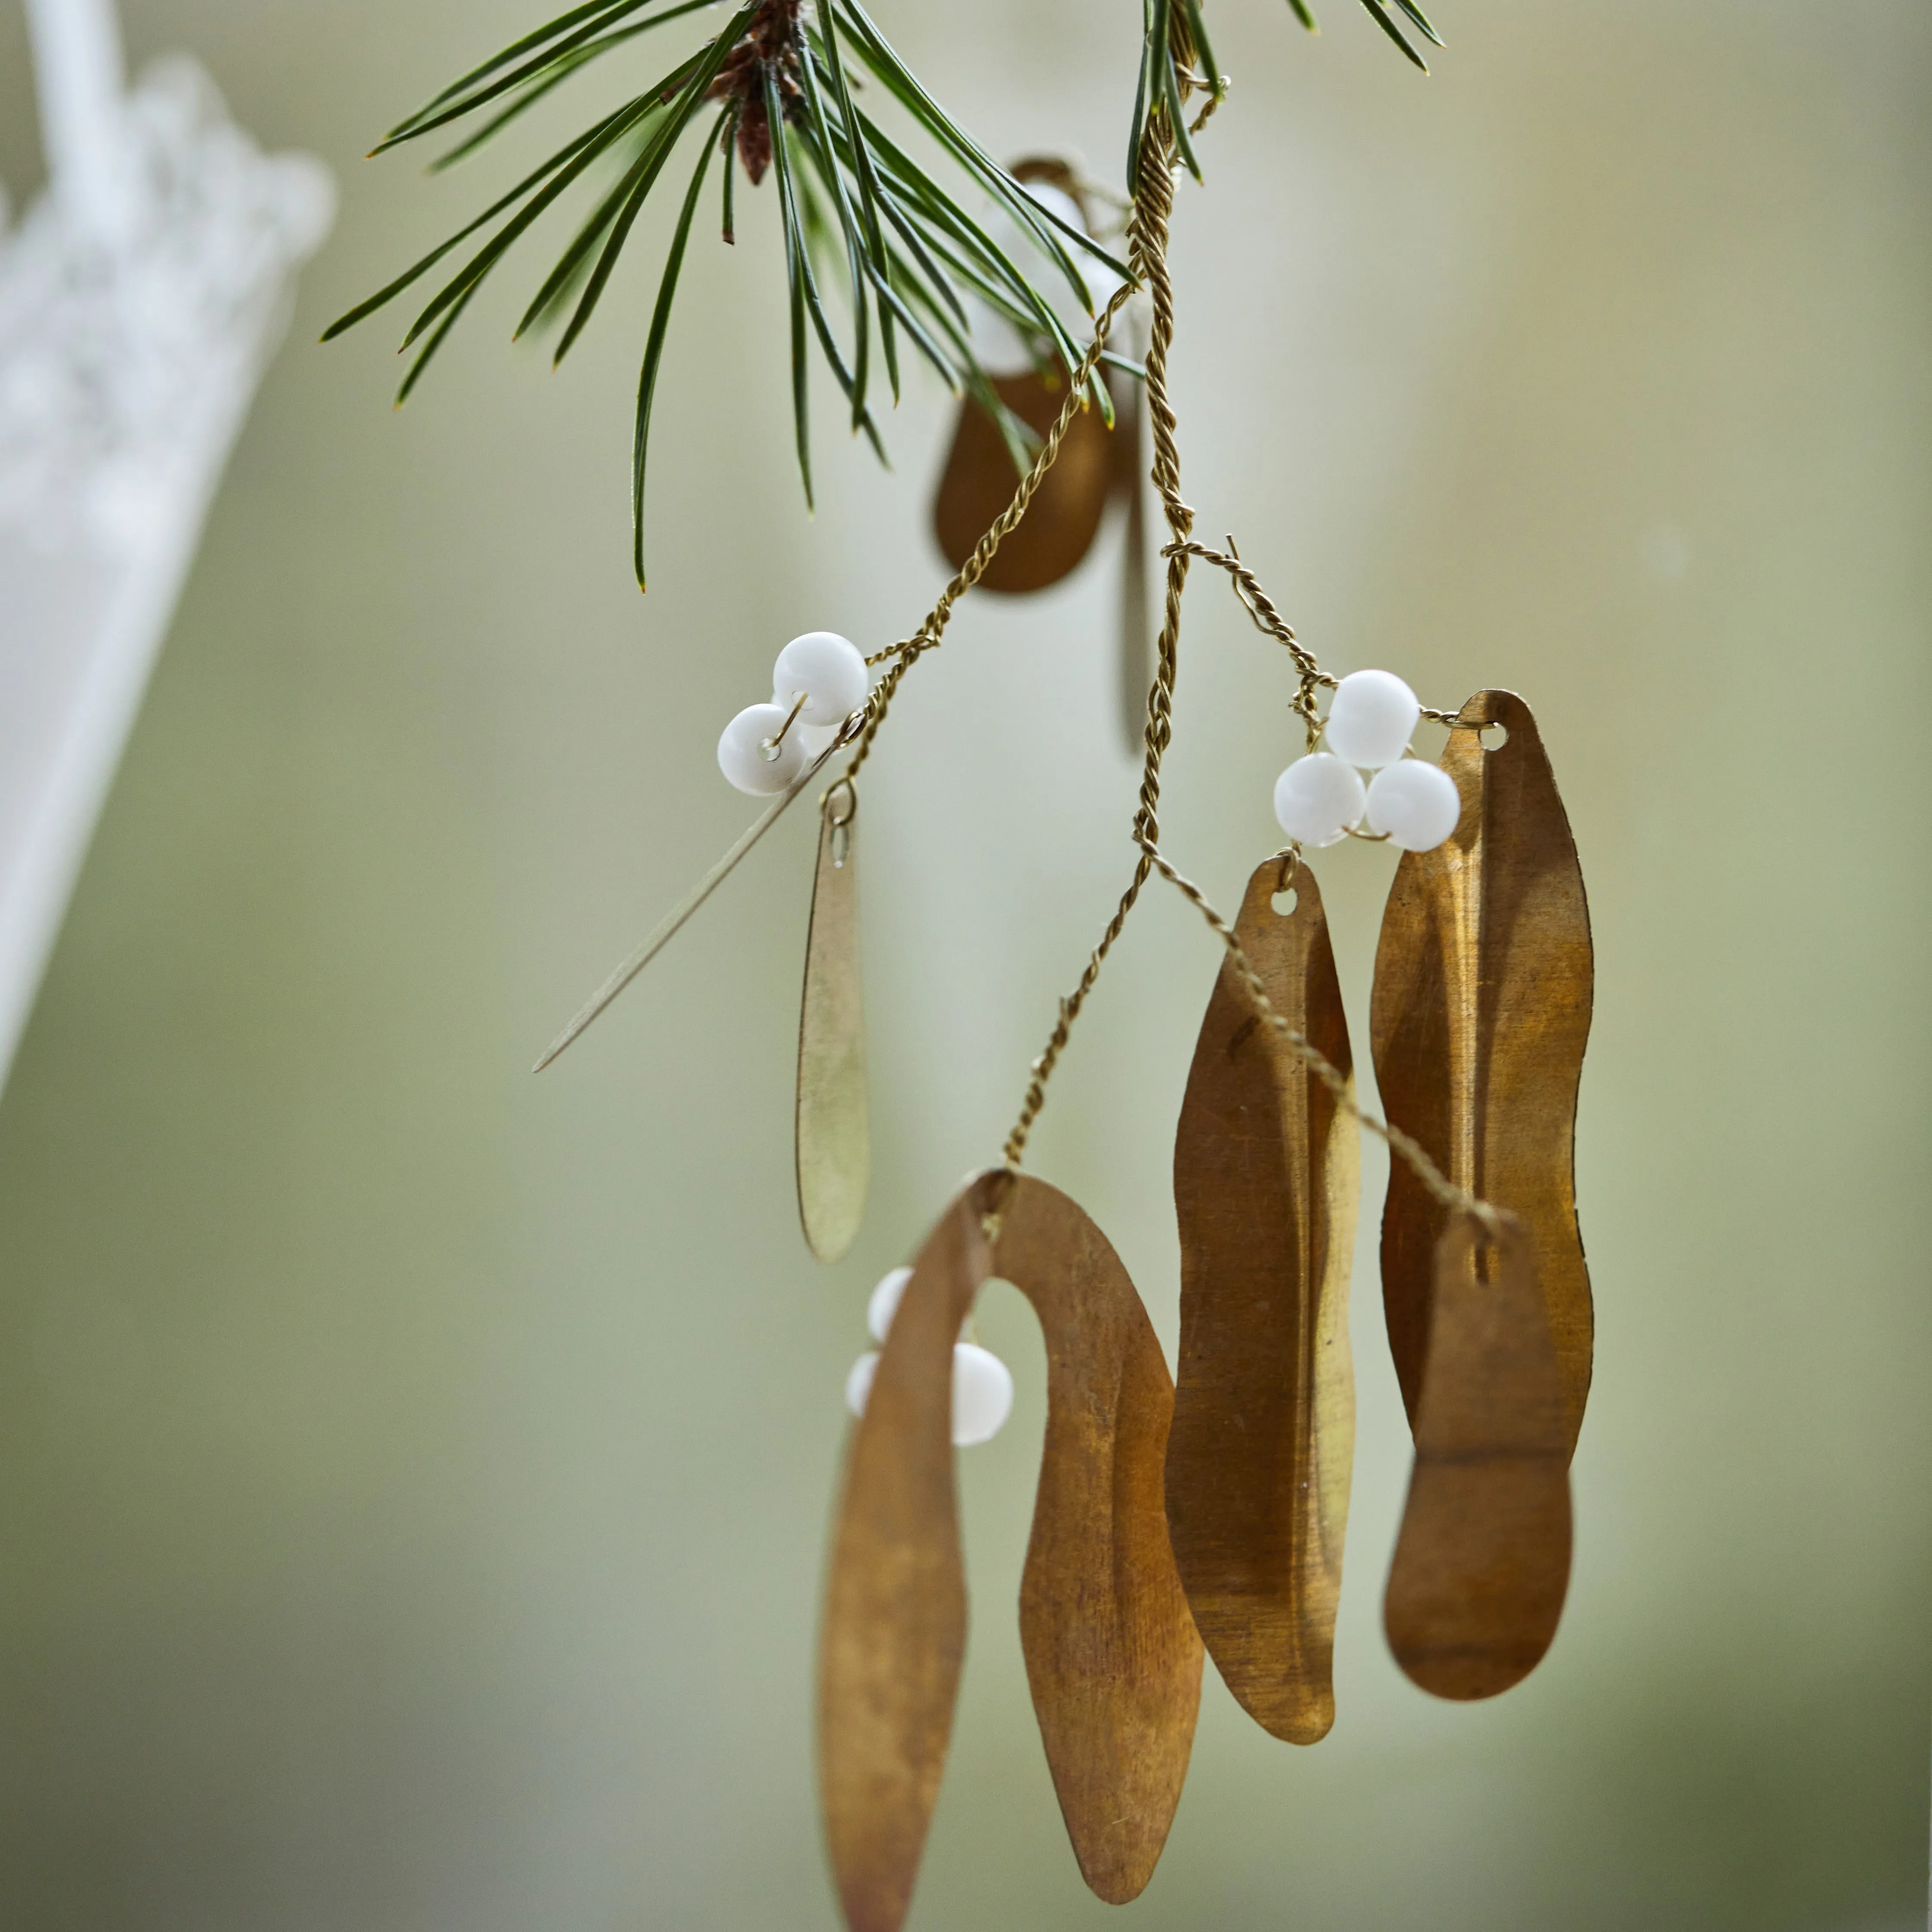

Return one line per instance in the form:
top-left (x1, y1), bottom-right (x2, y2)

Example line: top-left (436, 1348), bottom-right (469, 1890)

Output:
top-left (1273, 753), bottom-right (1367, 848)
top-left (844, 1340), bottom-right (1013, 1446)
top-left (718, 702), bottom-right (808, 795)
top-left (1366, 759), bottom-right (1462, 851)
top-left (845, 1350), bottom-right (880, 1418)
top-left (1325, 669), bottom-right (1421, 768)
top-left (773, 631), bottom-right (868, 727)
top-left (951, 1343), bottom-right (1015, 1446)
top-left (794, 719), bottom-right (837, 760)
top-left (867, 1267), bottom-right (914, 1342)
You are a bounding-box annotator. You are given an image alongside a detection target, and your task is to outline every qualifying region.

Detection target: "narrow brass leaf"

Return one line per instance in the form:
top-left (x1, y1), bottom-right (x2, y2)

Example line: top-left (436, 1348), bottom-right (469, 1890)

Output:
top-left (1167, 858), bottom-right (1359, 1744)
top-left (1113, 364), bottom-right (1151, 756)
top-left (1383, 1216), bottom-right (1572, 1700)
top-left (1370, 690), bottom-right (1595, 1452)
top-left (797, 782), bottom-right (869, 1263)
top-left (816, 1171), bottom-right (1201, 1930)
top-left (996, 1173), bottom-right (1204, 1903)
top-left (818, 1188), bottom-right (988, 1932)
top-left (932, 370), bottom-right (1115, 593)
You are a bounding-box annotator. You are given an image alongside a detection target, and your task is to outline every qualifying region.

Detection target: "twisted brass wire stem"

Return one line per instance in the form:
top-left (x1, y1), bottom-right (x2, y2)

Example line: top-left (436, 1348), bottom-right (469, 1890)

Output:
top-left (1000, 104), bottom-right (1188, 1170)
top-left (698, 24), bottom-right (1493, 1215)
top-left (1135, 839), bottom-right (1500, 1227)
top-left (992, 77), bottom-right (1501, 1225)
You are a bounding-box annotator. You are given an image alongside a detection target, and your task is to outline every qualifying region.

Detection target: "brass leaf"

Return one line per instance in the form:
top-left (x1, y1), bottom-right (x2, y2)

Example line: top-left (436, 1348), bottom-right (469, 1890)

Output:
top-left (1168, 857), bottom-right (1359, 1744)
top-left (1383, 1216), bottom-right (1573, 1700)
top-left (817, 1171), bottom-right (1201, 1929)
top-left (1371, 689), bottom-right (1595, 1452)
top-left (797, 783), bottom-right (869, 1262)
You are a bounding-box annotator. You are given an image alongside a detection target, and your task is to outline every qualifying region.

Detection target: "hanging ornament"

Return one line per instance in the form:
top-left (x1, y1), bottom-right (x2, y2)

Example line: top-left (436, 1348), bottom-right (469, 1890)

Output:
top-left (797, 775), bottom-right (869, 1262)
top-left (931, 158), bottom-right (1122, 596)
top-left (931, 373), bottom-right (1116, 596)
top-left (1383, 1214), bottom-right (1573, 1698)
top-left (353, 3), bottom-right (1609, 1913)
top-left (713, 629), bottom-right (877, 1260)
top-left (1369, 689), bottom-right (1595, 1452)
top-left (819, 1171), bottom-right (1201, 1932)
top-left (1168, 853), bottom-right (1359, 1744)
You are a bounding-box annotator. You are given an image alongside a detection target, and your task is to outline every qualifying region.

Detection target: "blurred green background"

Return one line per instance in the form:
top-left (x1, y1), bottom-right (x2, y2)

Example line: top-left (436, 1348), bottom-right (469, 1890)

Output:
top-left (0, 0), bottom-right (1927, 1926)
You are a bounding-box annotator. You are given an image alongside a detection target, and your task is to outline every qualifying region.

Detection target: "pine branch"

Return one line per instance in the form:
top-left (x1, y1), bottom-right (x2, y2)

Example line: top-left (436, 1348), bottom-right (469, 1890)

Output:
top-left (329, 0), bottom-right (1441, 585)
top-left (330, 0), bottom-right (1132, 586)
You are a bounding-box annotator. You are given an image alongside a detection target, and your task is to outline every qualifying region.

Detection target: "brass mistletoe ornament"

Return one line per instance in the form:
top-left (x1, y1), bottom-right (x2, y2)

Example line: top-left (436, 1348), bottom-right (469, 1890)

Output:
top-left (331, 0), bottom-right (1600, 1925)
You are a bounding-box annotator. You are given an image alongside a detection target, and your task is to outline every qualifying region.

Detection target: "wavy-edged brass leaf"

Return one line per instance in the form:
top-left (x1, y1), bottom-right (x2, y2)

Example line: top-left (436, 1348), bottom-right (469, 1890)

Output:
top-left (797, 780), bottom-right (869, 1262)
top-left (1383, 1216), bottom-right (1572, 1700)
top-left (932, 369), bottom-right (1115, 593)
top-left (817, 1171), bottom-right (1201, 1931)
top-left (1370, 690), bottom-right (1595, 1453)
top-left (1167, 857), bottom-right (1358, 1745)
top-left (995, 1172), bottom-right (1203, 1902)
top-left (818, 1187), bottom-right (987, 1932)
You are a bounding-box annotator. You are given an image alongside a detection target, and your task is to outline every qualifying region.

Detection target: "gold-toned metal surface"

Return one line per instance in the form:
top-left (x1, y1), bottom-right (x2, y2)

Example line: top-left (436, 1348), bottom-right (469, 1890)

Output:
top-left (818, 1188), bottom-right (988, 1932)
top-left (797, 781), bottom-right (869, 1263)
top-left (1383, 1216), bottom-right (1572, 1700)
top-left (816, 1171), bottom-right (1201, 1931)
top-left (995, 1173), bottom-right (1204, 1902)
top-left (1370, 689), bottom-right (1595, 1452)
top-left (1009, 154), bottom-right (1089, 212)
top-left (932, 369), bottom-right (1116, 594)
top-left (1113, 358), bottom-right (1151, 757)
top-left (1167, 857), bottom-right (1358, 1745)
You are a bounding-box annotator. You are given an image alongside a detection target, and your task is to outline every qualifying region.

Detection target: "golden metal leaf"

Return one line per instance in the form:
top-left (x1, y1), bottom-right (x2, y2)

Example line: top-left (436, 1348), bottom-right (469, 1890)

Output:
top-left (1167, 857), bottom-right (1358, 1744)
top-left (1113, 361), bottom-right (1151, 757)
top-left (797, 781), bottom-right (869, 1263)
top-left (932, 370), bottom-right (1115, 594)
top-left (818, 1189), bottom-right (985, 1932)
top-left (997, 1173), bottom-right (1203, 1902)
top-left (1383, 1216), bottom-right (1572, 1700)
top-left (817, 1171), bottom-right (1201, 1931)
top-left (1371, 689), bottom-right (1595, 1452)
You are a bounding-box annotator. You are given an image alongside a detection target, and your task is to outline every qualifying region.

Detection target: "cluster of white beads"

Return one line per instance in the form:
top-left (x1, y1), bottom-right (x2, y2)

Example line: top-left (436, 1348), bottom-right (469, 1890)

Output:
top-left (844, 1265), bottom-right (1015, 1448)
top-left (1273, 669), bottom-right (1462, 853)
top-left (717, 632), bottom-right (870, 796)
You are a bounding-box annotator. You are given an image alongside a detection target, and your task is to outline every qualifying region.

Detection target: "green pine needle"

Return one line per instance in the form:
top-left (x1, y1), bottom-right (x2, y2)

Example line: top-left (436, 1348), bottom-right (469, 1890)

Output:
top-left (332, 0), bottom-right (1438, 579)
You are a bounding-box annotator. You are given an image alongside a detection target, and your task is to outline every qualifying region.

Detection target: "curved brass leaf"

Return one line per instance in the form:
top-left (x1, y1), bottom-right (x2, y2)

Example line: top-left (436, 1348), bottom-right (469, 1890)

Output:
top-left (816, 1171), bottom-right (1201, 1930)
top-left (1370, 690), bottom-right (1595, 1452)
top-left (1383, 1216), bottom-right (1572, 1699)
top-left (797, 782), bottom-right (869, 1262)
top-left (1167, 857), bottom-right (1358, 1744)
top-left (818, 1188), bottom-right (988, 1932)
top-left (932, 370), bottom-right (1115, 594)
top-left (995, 1173), bottom-right (1204, 1902)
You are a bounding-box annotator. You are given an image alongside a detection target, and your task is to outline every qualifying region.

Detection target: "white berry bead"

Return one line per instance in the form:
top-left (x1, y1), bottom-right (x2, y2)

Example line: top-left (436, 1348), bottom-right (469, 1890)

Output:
top-left (1273, 753), bottom-right (1367, 848)
top-left (951, 1343), bottom-right (1015, 1446)
top-left (773, 631), bottom-right (868, 727)
top-left (1366, 759), bottom-right (1462, 851)
top-left (845, 1350), bottom-right (880, 1418)
top-left (867, 1266), bottom-right (914, 1342)
top-left (718, 702), bottom-right (808, 795)
top-left (845, 1339), bottom-right (1013, 1444)
top-left (1324, 669), bottom-right (1421, 768)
